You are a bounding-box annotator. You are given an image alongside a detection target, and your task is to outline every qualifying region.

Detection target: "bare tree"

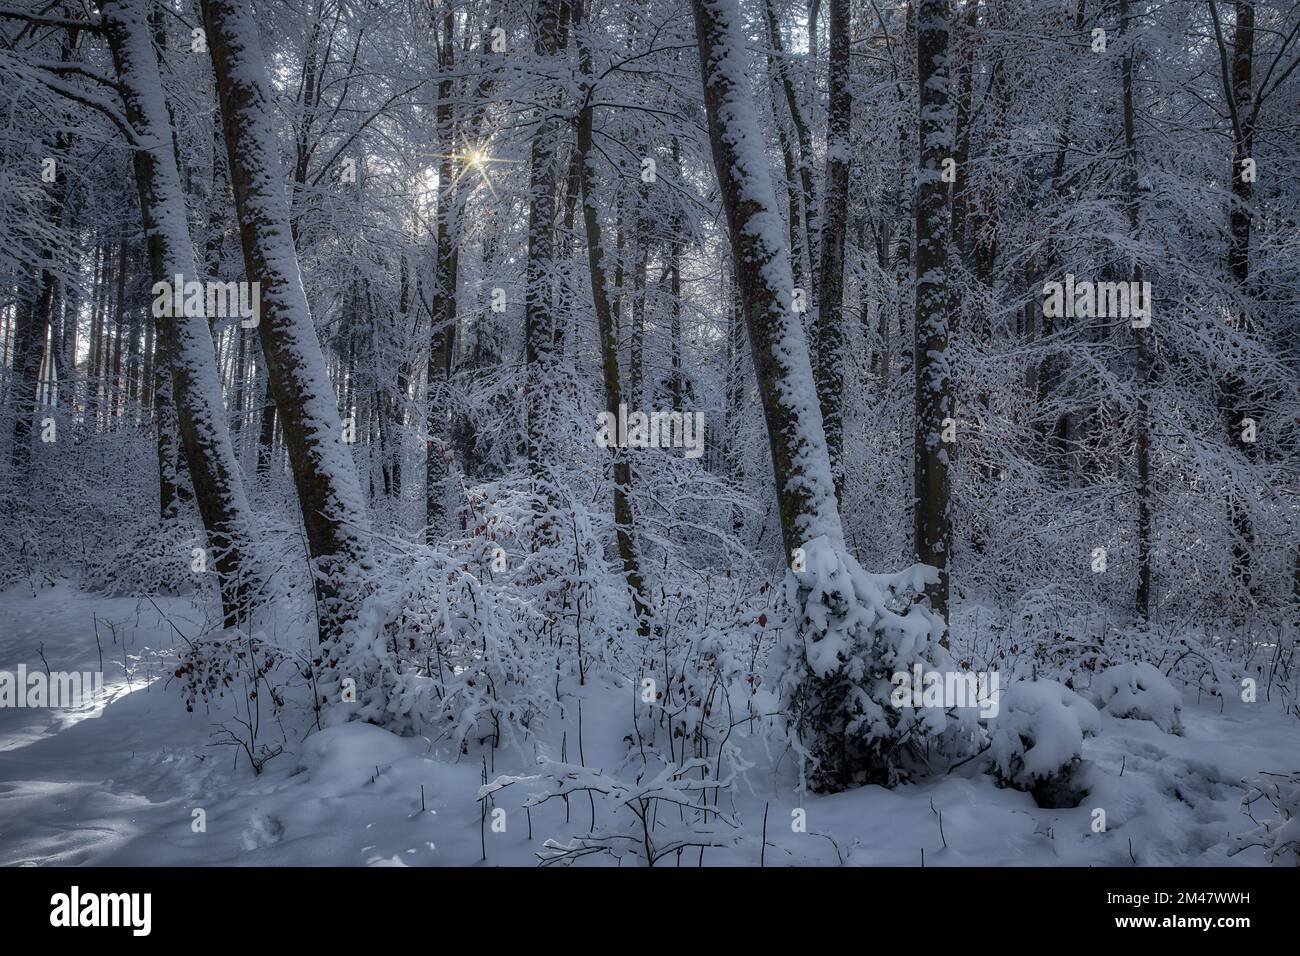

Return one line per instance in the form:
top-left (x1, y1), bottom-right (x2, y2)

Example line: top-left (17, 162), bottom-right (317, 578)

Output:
top-left (575, 1), bottom-right (649, 631)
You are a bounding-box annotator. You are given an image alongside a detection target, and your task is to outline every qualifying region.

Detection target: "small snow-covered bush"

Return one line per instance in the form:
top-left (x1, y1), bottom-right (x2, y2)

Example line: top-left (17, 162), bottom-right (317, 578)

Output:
top-left (1235, 772), bottom-right (1300, 866)
top-left (990, 679), bottom-right (1100, 808)
top-left (1091, 661), bottom-right (1184, 734)
top-left (0, 427), bottom-right (165, 591)
top-left (82, 518), bottom-right (210, 600)
top-left (480, 757), bottom-right (741, 867)
top-left (328, 487), bottom-right (634, 756)
top-left (174, 628), bottom-right (293, 774)
top-left (776, 536), bottom-right (971, 792)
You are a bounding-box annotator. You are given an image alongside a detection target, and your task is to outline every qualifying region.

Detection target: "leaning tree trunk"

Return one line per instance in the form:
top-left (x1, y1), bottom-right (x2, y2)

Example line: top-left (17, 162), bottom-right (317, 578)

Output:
top-left (101, 0), bottom-right (258, 626)
top-left (692, 0), bottom-right (844, 558)
top-left (695, 0), bottom-right (948, 794)
top-left (770, 75), bottom-right (806, 293)
top-left (913, 0), bottom-right (954, 629)
top-left (201, 0), bottom-right (372, 643)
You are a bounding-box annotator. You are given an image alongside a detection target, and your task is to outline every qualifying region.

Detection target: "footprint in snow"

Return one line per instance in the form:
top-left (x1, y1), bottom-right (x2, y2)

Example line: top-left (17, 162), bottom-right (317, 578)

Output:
top-left (241, 813), bottom-right (284, 850)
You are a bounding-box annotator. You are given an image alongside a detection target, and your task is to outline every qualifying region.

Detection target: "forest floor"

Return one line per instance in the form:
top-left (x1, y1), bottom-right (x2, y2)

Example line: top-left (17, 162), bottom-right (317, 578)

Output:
top-left (0, 583), bottom-right (1294, 867)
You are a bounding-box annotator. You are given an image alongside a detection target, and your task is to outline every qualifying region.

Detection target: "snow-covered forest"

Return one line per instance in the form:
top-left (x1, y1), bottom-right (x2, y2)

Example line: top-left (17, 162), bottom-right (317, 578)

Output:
top-left (0, 0), bottom-right (1297, 869)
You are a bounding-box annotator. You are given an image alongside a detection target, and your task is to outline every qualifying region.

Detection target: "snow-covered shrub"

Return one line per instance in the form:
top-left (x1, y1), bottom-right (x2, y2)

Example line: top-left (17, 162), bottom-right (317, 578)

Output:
top-left (1235, 772), bottom-right (1300, 865)
top-left (1002, 585), bottom-right (1102, 682)
top-left (328, 487), bottom-right (635, 757)
top-left (1091, 661), bottom-right (1184, 734)
top-left (480, 757), bottom-right (741, 866)
top-left (990, 679), bottom-right (1100, 808)
top-left (174, 628), bottom-right (293, 774)
top-left (81, 518), bottom-right (211, 601)
top-left (627, 558), bottom-right (783, 771)
top-left (466, 560), bottom-right (773, 866)
top-left (776, 536), bottom-right (973, 792)
top-left (949, 593), bottom-right (1248, 715)
top-left (0, 427), bottom-right (164, 591)
top-left (1100, 623), bottom-right (1241, 704)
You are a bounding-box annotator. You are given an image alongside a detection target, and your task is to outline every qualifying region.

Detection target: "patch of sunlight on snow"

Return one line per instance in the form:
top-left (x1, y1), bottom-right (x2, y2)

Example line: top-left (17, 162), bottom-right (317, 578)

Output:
top-left (0, 674), bottom-right (155, 753)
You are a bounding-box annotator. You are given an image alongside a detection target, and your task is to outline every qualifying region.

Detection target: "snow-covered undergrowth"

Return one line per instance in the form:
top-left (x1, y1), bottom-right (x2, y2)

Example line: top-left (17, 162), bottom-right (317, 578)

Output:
top-left (2, 555), bottom-right (1298, 865)
top-left (2, 434), bottom-right (1296, 866)
top-left (776, 536), bottom-right (978, 792)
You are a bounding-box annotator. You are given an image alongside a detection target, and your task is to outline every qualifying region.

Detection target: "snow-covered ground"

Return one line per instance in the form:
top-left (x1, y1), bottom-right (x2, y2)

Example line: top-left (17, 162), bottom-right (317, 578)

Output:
top-left (0, 583), bottom-right (1293, 866)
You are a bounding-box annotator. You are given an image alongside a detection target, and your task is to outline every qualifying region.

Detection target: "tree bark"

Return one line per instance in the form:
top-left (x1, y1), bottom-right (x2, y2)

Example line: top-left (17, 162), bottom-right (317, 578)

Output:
top-left (426, 7), bottom-right (458, 543)
top-left (1222, 0), bottom-right (1256, 606)
top-left (1119, 0), bottom-right (1153, 621)
top-left (764, 0), bottom-right (819, 300)
top-left (102, 0), bottom-right (258, 624)
top-left (949, 0), bottom-right (978, 262)
top-left (814, 0), bottom-right (850, 503)
top-left (693, 0), bottom-right (844, 557)
top-left (201, 0), bottom-right (373, 643)
top-left (523, 0), bottom-right (567, 484)
top-left (913, 0), bottom-right (954, 628)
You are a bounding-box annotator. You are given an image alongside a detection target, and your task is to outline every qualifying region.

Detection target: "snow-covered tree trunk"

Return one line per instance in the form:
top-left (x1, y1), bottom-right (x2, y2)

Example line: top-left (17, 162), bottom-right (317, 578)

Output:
top-left (523, 0), bottom-right (567, 483)
top-left (1119, 0), bottom-right (1153, 620)
top-left (629, 220), bottom-right (648, 410)
top-left (426, 7), bottom-right (458, 543)
top-left (153, 325), bottom-right (187, 519)
top-left (1226, 0), bottom-right (1255, 293)
top-left (949, 0), bottom-right (979, 262)
top-left (724, 273), bottom-right (746, 492)
top-left (55, 220), bottom-right (80, 413)
top-left (9, 43), bottom-right (71, 473)
top-left (101, 0), bottom-right (258, 625)
top-left (200, 0), bottom-right (372, 642)
top-left (764, 0), bottom-right (818, 293)
top-left (8, 278), bottom-right (50, 473)
top-left (697, 0), bottom-right (962, 786)
top-left (256, 369), bottom-right (276, 475)
top-left (109, 236), bottom-right (127, 418)
top-left (1221, 0), bottom-right (1256, 604)
top-left (693, 0), bottom-right (843, 558)
top-left (814, 0), bottom-right (850, 503)
top-left (668, 137), bottom-right (685, 409)
top-left (1034, 0), bottom-right (1085, 480)
top-left (769, 74), bottom-right (806, 293)
top-left (912, 0), bottom-right (954, 629)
